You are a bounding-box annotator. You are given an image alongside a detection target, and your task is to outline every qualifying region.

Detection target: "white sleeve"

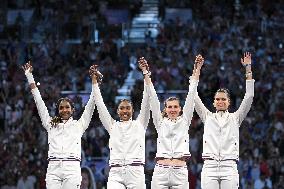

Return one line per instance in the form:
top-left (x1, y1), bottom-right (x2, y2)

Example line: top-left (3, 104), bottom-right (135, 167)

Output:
top-left (78, 84), bottom-right (96, 133)
top-left (136, 81), bottom-right (150, 129)
top-left (93, 84), bottom-right (114, 132)
top-left (234, 79), bottom-right (254, 125)
top-left (182, 78), bottom-right (198, 125)
top-left (194, 92), bottom-right (210, 123)
top-left (31, 88), bottom-right (52, 130)
top-left (148, 82), bottom-right (163, 130)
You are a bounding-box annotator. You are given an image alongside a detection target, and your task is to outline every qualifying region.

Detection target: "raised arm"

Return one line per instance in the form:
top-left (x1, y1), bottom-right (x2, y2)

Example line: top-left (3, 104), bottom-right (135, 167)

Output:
top-left (140, 59), bottom-right (163, 130)
top-left (193, 55), bottom-right (210, 123)
top-left (182, 57), bottom-right (203, 125)
top-left (235, 52), bottom-right (254, 125)
top-left (90, 65), bottom-right (114, 133)
top-left (78, 66), bottom-right (97, 133)
top-left (22, 61), bottom-right (51, 130)
top-left (136, 57), bottom-right (151, 129)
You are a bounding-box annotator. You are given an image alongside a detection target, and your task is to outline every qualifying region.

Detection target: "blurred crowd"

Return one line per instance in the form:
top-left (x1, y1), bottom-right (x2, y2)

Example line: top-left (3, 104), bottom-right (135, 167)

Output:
top-left (0, 0), bottom-right (284, 189)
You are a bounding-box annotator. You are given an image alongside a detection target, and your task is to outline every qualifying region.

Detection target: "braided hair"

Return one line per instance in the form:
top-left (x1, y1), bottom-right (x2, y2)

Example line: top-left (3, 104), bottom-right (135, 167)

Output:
top-left (50, 97), bottom-right (75, 127)
top-left (161, 96), bottom-right (182, 118)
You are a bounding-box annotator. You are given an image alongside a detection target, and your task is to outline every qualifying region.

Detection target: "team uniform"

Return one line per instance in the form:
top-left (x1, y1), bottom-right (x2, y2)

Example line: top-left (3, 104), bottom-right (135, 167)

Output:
top-left (149, 78), bottom-right (199, 189)
top-left (31, 85), bottom-right (96, 189)
top-left (93, 82), bottom-right (150, 189)
top-left (195, 80), bottom-right (254, 189)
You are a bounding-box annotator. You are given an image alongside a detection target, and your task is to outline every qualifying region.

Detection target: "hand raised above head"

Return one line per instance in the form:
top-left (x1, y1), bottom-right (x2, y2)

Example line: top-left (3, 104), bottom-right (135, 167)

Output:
top-left (194, 54), bottom-right (204, 69)
top-left (241, 52), bottom-right (253, 80)
top-left (89, 64), bottom-right (97, 75)
top-left (23, 61), bottom-right (36, 87)
top-left (241, 52), bottom-right (252, 66)
top-left (22, 61), bottom-right (33, 73)
top-left (192, 54), bottom-right (204, 79)
top-left (89, 65), bottom-right (103, 83)
top-left (138, 57), bottom-right (149, 72)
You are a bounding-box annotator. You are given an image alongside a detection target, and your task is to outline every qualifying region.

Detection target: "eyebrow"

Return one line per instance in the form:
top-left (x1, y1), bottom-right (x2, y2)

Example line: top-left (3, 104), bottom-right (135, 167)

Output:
top-left (59, 105), bottom-right (71, 108)
top-left (119, 105), bottom-right (131, 108)
top-left (167, 105), bottom-right (179, 107)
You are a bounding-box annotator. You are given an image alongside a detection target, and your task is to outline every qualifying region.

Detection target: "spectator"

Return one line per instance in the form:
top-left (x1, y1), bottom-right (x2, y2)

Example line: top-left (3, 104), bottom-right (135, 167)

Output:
top-left (81, 166), bottom-right (96, 189)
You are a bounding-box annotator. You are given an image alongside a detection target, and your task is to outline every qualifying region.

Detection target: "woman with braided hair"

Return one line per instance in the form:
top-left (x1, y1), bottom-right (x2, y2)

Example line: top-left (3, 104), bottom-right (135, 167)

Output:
top-left (22, 62), bottom-right (97, 189)
top-left (50, 97), bottom-right (76, 127)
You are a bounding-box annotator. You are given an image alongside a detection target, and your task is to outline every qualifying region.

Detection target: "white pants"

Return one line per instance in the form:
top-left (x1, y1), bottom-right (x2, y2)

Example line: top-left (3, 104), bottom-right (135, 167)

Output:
top-left (151, 164), bottom-right (189, 189)
top-left (201, 160), bottom-right (239, 189)
top-left (107, 165), bottom-right (146, 189)
top-left (46, 161), bottom-right (81, 189)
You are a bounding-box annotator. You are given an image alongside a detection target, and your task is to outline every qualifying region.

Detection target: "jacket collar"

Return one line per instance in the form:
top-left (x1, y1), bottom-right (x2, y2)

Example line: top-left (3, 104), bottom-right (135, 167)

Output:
top-left (166, 116), bottom-right (181, 123)
top-left (62, 117), bottom-right (73, 124)
top-left (216, 110), bottom-right (229, 117)
top-left (119, 118), bottom-right (133, 122)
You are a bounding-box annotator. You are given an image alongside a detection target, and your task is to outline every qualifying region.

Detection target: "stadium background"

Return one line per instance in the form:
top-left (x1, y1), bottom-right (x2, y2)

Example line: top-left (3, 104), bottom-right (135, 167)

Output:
top-left (0, 0), bottom-right (283, 188)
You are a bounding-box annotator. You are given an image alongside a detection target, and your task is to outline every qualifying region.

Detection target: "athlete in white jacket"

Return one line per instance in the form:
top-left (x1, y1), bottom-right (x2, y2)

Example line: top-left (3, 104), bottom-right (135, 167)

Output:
top-left (194, 53), bottom-right (254, 189)
top-left (90, 59), bottom-right (151, 189)
top-left (146, 57), bottom-right (203, 189)
top-left (23, 62), bottom-right (97, 189)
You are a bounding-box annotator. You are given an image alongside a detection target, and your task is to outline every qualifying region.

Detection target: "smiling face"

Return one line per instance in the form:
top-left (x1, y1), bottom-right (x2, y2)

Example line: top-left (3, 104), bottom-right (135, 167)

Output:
top-left (213, 91), bottom-right (230, 111)
top-left (164, 99), bottom-right (181, 120)
top-left (117, 100), bottom-right (133, 121)
top-left (58, 100), bottom-right (74, 120)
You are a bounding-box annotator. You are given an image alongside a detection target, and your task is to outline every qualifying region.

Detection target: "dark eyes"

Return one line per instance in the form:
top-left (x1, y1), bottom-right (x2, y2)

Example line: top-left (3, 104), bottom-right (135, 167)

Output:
top-left (120, 106), bottom-right (131, 110)
top-left (215, 98), bottom-right (226, 101)
top-left (59, 106), bottom-right (71, 110)
top-left (167, 105), bottom-right (179, 108)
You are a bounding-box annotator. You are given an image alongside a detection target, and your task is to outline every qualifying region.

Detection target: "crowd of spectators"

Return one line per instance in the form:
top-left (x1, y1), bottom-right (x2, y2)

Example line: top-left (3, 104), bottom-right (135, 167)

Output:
top-left (0, 0), bottom-right (284, 189)
top-left (142, 1), bottom-right (284, 188)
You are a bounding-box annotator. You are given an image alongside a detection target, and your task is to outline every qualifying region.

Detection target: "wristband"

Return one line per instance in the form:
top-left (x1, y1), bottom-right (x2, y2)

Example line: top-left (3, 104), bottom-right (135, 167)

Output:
top-left (143, 71), bottom-right (151, 76)
top-left (245, 72), bottom-right (252, 77)
top-left (243, 64), bottom-right (251, 67)
top-left (25, 70), bottom-right (35, 84)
